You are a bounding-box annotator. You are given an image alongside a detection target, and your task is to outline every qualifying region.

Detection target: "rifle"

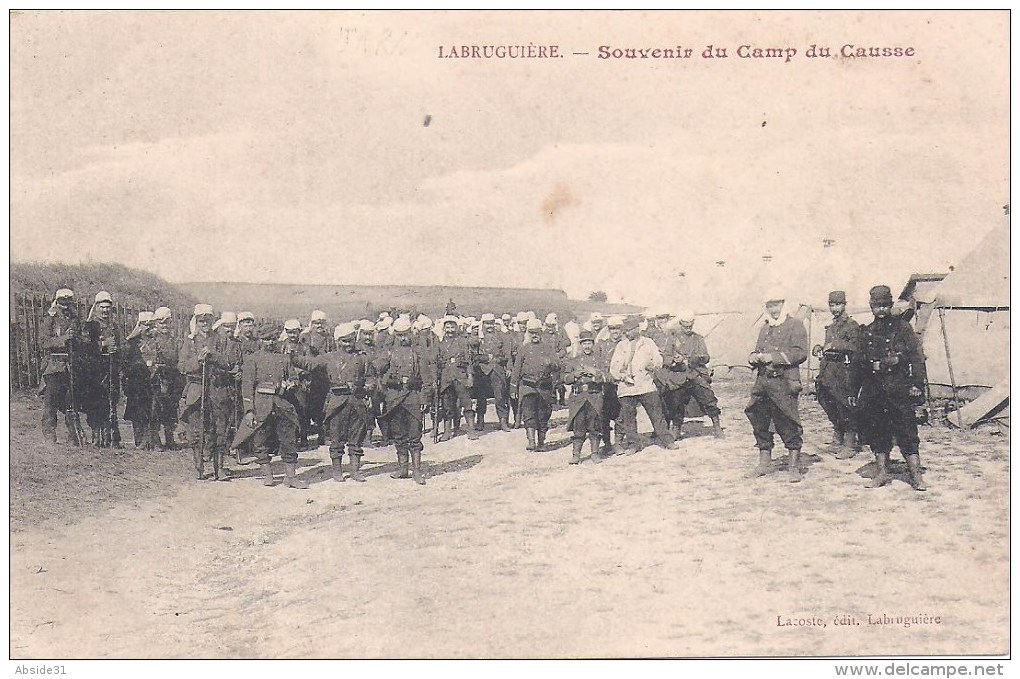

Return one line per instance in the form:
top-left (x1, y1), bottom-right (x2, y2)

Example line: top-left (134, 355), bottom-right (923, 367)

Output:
top-left (195, 355), bottom-right (208, 480)
top-left (106, 350), bottom-right (115, 448)
top-left (65, 338), bottom-right (86, 446)
top-left (433, 352), bottom-right (442, 444)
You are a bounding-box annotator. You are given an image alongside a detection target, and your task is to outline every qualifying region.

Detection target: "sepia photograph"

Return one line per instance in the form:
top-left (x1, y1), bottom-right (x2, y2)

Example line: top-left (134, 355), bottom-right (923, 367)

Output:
top-left (8, 9), bottom-right (1010, 667)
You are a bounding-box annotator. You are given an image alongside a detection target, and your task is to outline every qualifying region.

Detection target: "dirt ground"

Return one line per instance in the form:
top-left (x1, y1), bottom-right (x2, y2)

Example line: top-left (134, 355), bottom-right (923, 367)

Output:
top-left (9, 375), bottom-right (1010, 658)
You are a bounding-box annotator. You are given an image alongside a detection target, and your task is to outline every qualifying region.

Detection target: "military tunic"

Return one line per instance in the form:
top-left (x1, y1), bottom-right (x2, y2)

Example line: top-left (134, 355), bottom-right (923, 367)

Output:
top-left (816, 314), bottom-right (861, 437)
top-left (377, 344), bottom-right (428, 455)
top-left (510, 339), bottom-right (560, 432)
top-left (658, 331), bottom-right (720, 426)
top-left (299, 349), bottom-right (370, 460)
top-left (473, 330), bottom-right (511, 425)
top-left (233, 348), bottom-right (303, 464)
top-left (178, 333), bottom-right (233, 463)
top-left (434, 334), bottom-right (475, 421)
top-left (562, 350), bottom-right (608, 438)
top-left (38, 308), bottom-right (84, 442)
top-left (745, 317), bottom-right (808, 452)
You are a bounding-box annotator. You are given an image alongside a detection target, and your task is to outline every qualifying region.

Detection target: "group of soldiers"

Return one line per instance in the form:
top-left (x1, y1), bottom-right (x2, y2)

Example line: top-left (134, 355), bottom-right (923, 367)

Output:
top-left (37, 282), bottom-right (928, 492)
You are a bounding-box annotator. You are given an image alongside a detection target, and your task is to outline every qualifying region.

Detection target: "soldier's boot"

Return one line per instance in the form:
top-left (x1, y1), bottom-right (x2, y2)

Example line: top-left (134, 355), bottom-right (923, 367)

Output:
top-left (466, 413), bottom-right (479, 440)
top-left (410, 449), bottom-right (426, 486)
top-left (283, 462), bottom-right (309, 490)
top-left (499, 416), bottom-right (512, 432)
top-left (331, 455), bottom-right (345, 482)
top-left (569, 439), bottom-right (583, 465)
top-left (348, 453), bottom-right (367, 483)
top-left (390, 450), bottom-right (410, 479)
top-left (588, 435), bottom-right (603, 463)
top-left (441, 419), bottom-right (454, 442)
top-left (260, 462), bottom-right (275, 486)
top-left (836, 431), bottom-right (860, 460)
top-left (525, 428), bottom-right (537, 451)
top-left (536, 429), bottom-right (547, 452)
top-left (904, 453), bottom-right (927, 492)
top-left (787, 448), bottom-right (803, 483)
top-left (865, 452), bottom-right (891, 488)
top-left (747, 449), bottom-right (773, 478)
top-left (710, 415), bottom-right (725, 439)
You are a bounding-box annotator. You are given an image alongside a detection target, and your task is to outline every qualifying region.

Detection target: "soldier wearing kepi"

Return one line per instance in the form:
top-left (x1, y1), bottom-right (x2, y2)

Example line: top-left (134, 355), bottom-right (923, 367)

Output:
top-left (213, 311), bottom-right (244, 461)
top-left (745, 293), bottom-right (809, 482)
top-left (38, 288), bottom-right (85, 445)
top-left (82, 291), bottom-right (124, 448)
top-left (474, 313), bottom-right (513, 432)
top-left (279, 319), bottom-right (312, 449)
top-left (562, 330), bottom-right (609, 464)
top-left (813, 291), bottom-right (862, 458)
top-left (659, 310), bottom-right (724, 439)
top-left (148, 306), bottom-right (182, 450)
top-left (301, 310), bottom-right (333, 448)
top-left (233, 324), bottom-right (309, 489)
top-left (377, 317), bottom-right (430, 484)
top-left (511, 318), bottom-right (561, 451)
top-left (435, 315), bottom-right (478, 441)
top-left (850, 285), bottom-right (929, 491)
top-left (178, 304), bottom-right (233, 480)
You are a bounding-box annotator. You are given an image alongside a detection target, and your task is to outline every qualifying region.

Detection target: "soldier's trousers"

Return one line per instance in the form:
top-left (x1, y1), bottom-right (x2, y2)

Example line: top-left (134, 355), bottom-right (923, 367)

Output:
top-left (181, 392), bottom-right (232, 461)
top-left (441, 382), bottom-right (474, 420)
top-left (618, 391), bottom-right (674, 449)
top-left (663, 382), bottom-right (721, 424)
top-left (475, 370), bottom-right (509, 422)
top-left (817, 382), bottom-right (856, 434)
top-left (601, 383), bottom-right (620, 444)
top-left (86, 390), bottom-right (122, 445)
top-left (326, 400), bottom-right (370, 461)
top-left (519, 391), bottom-right (553, 431)
top-left (150, 393), bottom-right (179, 445)
top-left (569, 401), bottom-right (602, 439)
top-left (858, 394), bottom-right (919, 457)
top-left (745, 376), bottom-right (803, 451)
top-left (383, 404), bottom-right (425, 455)
top-left (251, 414), bottom-right (299, 464)
top-left (40, 373), bottom-right (81, 442)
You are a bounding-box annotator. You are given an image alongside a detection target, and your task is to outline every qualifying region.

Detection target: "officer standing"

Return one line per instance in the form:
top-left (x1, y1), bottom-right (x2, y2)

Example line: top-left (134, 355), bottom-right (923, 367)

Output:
top-left (232, 324), bottom-right (309, 489)
top-left (82, 291), bottom-right (123, 448)
top-left (434, 315), bottom-right (477, 441)
top-left (377, 317), bottom-right (430, 485)
top-left (474, 313), bottom-right (513, 432)
top-left (510, 318), bottom-right (561, 451)
top-left (850, 285), bottom-right (928, 491)
top-left (301, 310), bottom-right (333, 448)
top-left (745, 293), bottom-right (809, 482)
top-left (562, 330), bottom-right (609, 464)
top-left (38, 288), bottom-right (85, 445)
top-left (813, 291), bottom-right (862, 458)
top-left (280, 319), bottom-right (312, 449)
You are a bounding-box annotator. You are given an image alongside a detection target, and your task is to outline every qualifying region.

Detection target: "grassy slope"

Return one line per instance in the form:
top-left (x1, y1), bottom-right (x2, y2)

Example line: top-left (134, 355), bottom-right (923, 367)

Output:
top-left (10, 261), bottom-right (197, 309)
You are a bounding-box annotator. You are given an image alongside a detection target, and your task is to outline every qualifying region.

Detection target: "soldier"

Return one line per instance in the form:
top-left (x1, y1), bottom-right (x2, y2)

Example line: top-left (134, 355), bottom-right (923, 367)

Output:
top-left (375, 315), bottom-right (395, 350)
top-left (122, 312), bottom-right (154, 448)
top-left (38, 288), bottom-right (85, 445)
top-left (596, 315), bottom-right (625, 453)
top-left (510, 318), bottom-right (561, 451)
top-left (232, 324), bottom-right (309, 489)
top-left (850, 285), bottom-right (928, 491)
top-left (301, 310), bottom-right (332, 448)
top-left (82, 291), bottom-right (123, 448)
top-left (377, 317), bottom-right (430, 484)
top-left (279, 319), bottom-right (312, 449)
top-left (813, 291), bottom-right (862, 458)
top-left (508, 311), bottom-right (530, 426)
top-left (543, 313), bottom-right (571, 406)
top-left (147, 306), bottom-right (182, 450)
top-left (658, 310), bottom-right (724, 439)
top-left (213, 311), bottom-right (244, 460)
top-left (178, 304), bottom-right (234, 480)
top-left (300, 323), bottom-right (370, 483)
top-left (235, 311), bottom-right (260, 355)
top-left (562, 330), bottom-right (610, 464)
top-left (584, 312), bottom-right (611, 343)
top-left (474, 313), bottom-right (513, 432)
top-left (412, 315), bottom-right (435, 350)
top-left (434, 315), bottom-right (478, 440)
top-left (745, 293), bottom-right (809, 482)
top-left (610, 317), bottom-right (677, 455)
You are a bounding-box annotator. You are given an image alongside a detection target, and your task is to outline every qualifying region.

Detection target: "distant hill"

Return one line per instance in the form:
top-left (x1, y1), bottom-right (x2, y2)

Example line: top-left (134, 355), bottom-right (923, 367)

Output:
top-left (177, 282), bottom-right (640, 321)
top-left (10, 261), bottom-right (198, 310)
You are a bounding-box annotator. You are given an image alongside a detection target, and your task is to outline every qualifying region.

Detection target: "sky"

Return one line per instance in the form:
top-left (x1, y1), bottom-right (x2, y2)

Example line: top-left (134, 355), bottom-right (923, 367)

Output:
top-left (9, 10), bottom-right (1010, 312)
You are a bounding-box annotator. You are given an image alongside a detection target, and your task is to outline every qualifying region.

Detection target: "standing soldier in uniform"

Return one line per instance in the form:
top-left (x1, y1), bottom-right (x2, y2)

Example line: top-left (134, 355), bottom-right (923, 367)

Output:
top-left (213, 311), bottom-right (244, 462)
top-left (178, 304), bottom-right (233, 480)
top-left (562, 330), bottom-right (609, 464)
top-left (235, 311), bottom-right (259, 355)
top-left (659, 310), bottom-right (724, 439)
top-left (850, 285), bottom-right (928, 491)
top-left (377, 317), bottom-right (430, 484)
top-left (301, 310), bottom-right (332, 448)
top-left (148, 306), bottom-right (181, 450)
top-left (433, 316), bottom-right (477, 441)
top-left (122, 312), bottom-right (154, 448)
top-left (474, 313), bottom-right (513, 432)
top-left (813, 291), bottom-right (862, 458)
top-left (544, 313), bottom-right (572, 406)
top-left (508, 312), bottom-right (530, 426)
top-left (745, 293), bottom-right (809, 482)
top-left (232, 324), bottom-right (309, 489)
top-left (38, 288), bottom-right (85, 445)
top-left (610, 317), bottom-right (677, 455)
top-left (511, 318), bottom-right (561, 451)
top-left (596, 316), bottom-right (625, 453)
top-left (82, 291), bottom-right (124, 448)
top-left (279, 319), bottom-right (311, 449)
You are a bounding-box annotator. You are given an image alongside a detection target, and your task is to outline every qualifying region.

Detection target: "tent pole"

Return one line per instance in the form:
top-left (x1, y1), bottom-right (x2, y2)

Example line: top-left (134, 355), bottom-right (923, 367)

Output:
top-left (938, 307), bottom-right (964, 428)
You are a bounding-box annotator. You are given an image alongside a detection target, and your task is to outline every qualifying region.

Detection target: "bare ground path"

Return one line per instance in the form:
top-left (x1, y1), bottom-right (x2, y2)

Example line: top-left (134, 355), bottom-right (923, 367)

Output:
top-left (9, 378), bottom-right (1009, 658)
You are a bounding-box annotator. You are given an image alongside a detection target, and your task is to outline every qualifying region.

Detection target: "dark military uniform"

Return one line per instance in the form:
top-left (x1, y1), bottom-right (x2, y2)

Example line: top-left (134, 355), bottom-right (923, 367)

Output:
top-left (38, 305), bottom-right (85, 445)
top-left (81, 314), bottom-right (124, 447)
top-left (435, 333), bottom-right (477, 439)
top-left (233, 346), bottom-right (303, 466)
top-left (511, 335), bottom-right (560, 450)
top-left (562, 347), bottom-right (609, 462)
top-left (279, 336), bottom-right (312, 448)
top-left (595, 335), bottom-right (622, 450)
top-left (473, 329), bottom-right (512, 431)
top-left (214, 329), bottom-right (245, 453)
top-left (745, 316), bottom-right (808, 455)
top-left (300, 329), bottom-right (333, 447)
top-left (301, 347), bottom-right (371, 480)
top-left (816, 313), bottom-right (861, 448)
top-left (121, 328), bottom-right (152, 448)
top-left (145, 328), bottom-right (182, 449)
top-left (658, 331), bottom-right (722, 436)
top-left (377, 341), bottom-right (430, 483)
top-left (178, 332), bottom-right (234, 478)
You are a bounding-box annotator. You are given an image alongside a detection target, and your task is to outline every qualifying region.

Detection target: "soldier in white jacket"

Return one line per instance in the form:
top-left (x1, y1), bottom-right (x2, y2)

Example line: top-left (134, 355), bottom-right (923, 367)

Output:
top-left (610, 317), bottom-right (678, 455)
